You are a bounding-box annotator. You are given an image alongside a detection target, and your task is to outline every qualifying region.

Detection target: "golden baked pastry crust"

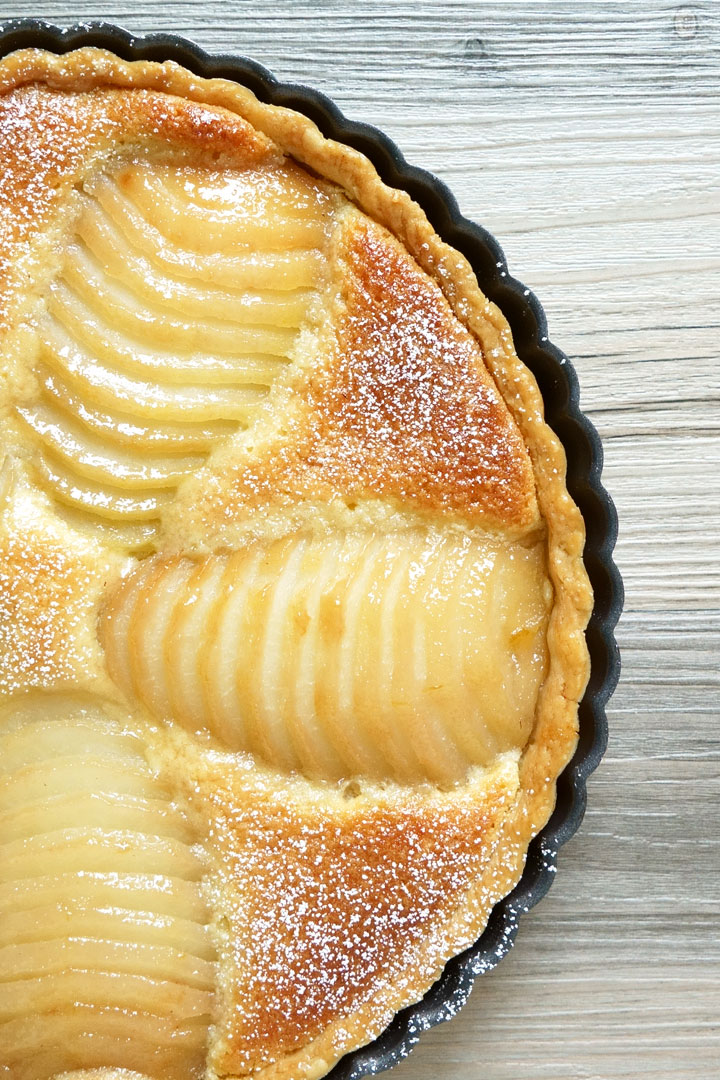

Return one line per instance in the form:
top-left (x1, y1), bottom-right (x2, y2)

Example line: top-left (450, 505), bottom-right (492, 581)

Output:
top-left (0, 47), bottom-right (592, 1080)
top-left (184, 212), bottom-right (540, 535)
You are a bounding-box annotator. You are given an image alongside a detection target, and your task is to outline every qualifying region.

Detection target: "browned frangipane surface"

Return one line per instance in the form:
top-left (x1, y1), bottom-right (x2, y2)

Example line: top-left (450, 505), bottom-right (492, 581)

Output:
top-left (7, 1), bottom-right (720, 1078)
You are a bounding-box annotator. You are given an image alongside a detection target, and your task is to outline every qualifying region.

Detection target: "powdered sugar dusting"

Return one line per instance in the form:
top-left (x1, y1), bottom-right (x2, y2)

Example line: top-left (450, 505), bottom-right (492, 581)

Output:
top-left (0, 80), bottom-right (275, 333)
top-left (0, 487), bottom-right (120, 697)
top-left (315, 217), bottom-right (535, 523)
top-left (190, 211), bottom-right (540, 540)
top-left (183, 752), bottom-right (520, 1074)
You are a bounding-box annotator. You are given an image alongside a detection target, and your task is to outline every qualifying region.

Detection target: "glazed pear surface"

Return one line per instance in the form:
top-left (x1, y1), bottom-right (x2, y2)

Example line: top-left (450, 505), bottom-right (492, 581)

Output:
top-left (101, 531), bottom-right (550, 785)
top-left (0, 694), bottom-right (215, 1080)
top-left (16, 160), bottom-right (328, 552)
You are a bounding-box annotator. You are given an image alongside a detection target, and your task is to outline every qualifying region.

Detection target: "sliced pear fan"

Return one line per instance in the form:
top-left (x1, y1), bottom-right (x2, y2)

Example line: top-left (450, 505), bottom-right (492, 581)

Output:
top-left (100, 532), bottom-right (552, 786)
top-left (17, 158), bottom-right (328, 551)
top-left (0, 694), bottom-right (216, 1080)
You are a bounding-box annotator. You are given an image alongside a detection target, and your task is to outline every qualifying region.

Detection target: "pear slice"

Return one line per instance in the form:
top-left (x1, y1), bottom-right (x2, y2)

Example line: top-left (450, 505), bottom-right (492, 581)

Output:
top-left (19, 154), bottom-right (329, 552)
top-left (0, 694), bottom-right (216, 1076)
top-left (100, 531), bottom-right (551, 785)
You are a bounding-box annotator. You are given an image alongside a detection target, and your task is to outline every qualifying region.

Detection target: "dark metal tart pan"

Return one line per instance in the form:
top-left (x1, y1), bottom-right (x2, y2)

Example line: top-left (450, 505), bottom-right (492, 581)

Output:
top-left (0, 19), bottom-right (624, 1079)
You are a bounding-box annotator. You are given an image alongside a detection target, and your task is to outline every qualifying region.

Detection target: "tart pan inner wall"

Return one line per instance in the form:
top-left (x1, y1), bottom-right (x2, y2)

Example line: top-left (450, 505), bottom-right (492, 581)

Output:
top-left (0, 19), bottom-right (623, 1080)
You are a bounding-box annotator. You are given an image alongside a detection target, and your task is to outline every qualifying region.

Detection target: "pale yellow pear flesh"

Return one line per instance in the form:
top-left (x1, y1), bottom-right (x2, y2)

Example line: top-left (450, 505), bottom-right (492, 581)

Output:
top-left (0, 695), bottom-right (216, 1079)
top-left (18, 157), bottom-right (328, 552)
top-left (101, 532), bottom-right (551, 786)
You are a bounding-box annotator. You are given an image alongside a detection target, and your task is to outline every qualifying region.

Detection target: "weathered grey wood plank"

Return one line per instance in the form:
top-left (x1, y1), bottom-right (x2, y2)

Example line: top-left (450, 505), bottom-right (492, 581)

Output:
top-left (3, 3), bottom-right (719, 1077)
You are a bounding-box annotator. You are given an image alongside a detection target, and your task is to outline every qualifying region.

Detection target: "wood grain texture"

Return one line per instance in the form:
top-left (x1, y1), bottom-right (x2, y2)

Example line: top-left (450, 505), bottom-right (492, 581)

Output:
top-left (2, 2), bottom-right (719, 1078)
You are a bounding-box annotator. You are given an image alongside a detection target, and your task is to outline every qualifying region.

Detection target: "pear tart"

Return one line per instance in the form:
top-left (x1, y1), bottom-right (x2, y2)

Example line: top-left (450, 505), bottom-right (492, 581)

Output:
top-left (0, 47), bottom-right (592, 1080)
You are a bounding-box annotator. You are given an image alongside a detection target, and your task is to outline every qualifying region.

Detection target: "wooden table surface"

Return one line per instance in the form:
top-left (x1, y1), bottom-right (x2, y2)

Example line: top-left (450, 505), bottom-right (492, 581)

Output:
top-left (4, 2), bottom-right (719, 1078)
